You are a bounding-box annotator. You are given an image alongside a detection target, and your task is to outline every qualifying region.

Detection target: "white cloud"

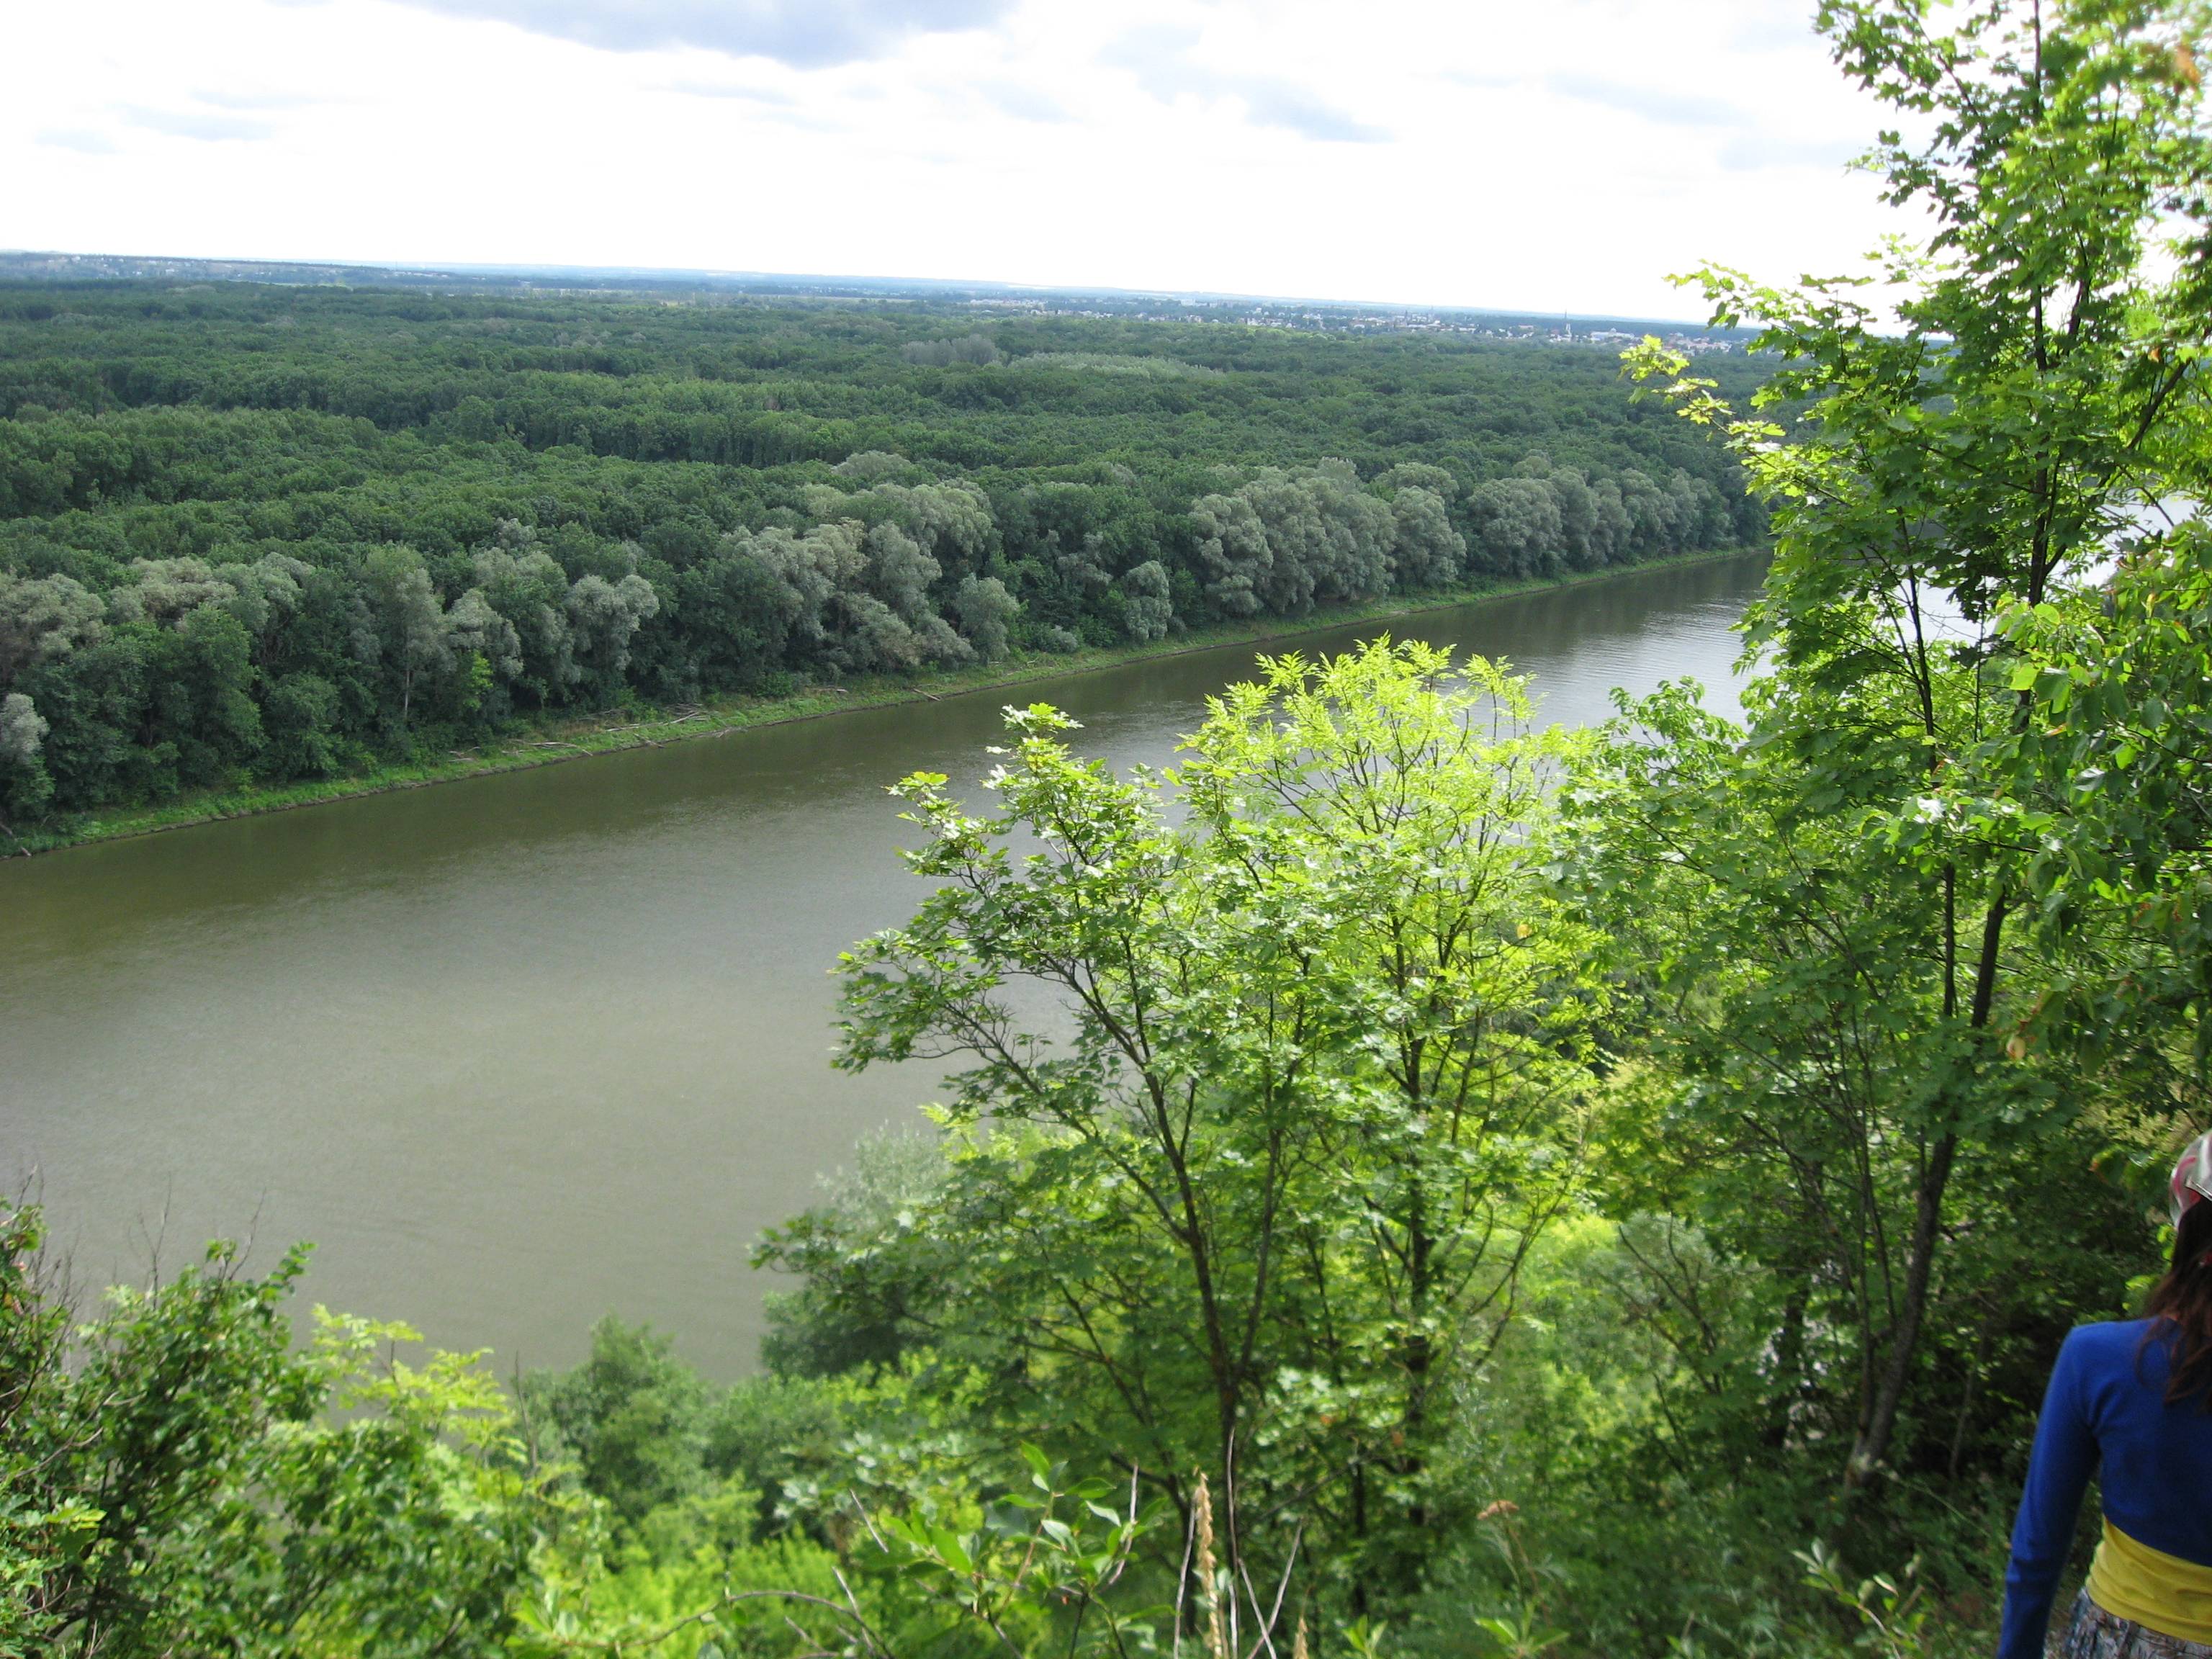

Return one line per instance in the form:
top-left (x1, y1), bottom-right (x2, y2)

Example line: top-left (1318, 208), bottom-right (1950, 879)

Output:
top-left (2, 0), bottom-right (1909, 318)
top-left (656, 79), bottom-right (797, 105)
top-left (124, 106), bottom-right (278, 142)
top-left (1101, 23), bottom-right (1388, 143)
top-left (36, 129), bottom-right (120, 155)
top-left (976, 79), bottom-right (1070, 124)
top-left (192, 89), bottom-right (324, 111)
top-left (375, 0), bottom-right (1015, 68)
top-left (1545, 75), bottom-right (1752, 131)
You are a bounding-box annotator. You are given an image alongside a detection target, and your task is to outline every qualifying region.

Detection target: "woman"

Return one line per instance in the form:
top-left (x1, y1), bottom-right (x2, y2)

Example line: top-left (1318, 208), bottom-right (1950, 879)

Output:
top-left (2002, 1133), bottom-right (2212, 1659)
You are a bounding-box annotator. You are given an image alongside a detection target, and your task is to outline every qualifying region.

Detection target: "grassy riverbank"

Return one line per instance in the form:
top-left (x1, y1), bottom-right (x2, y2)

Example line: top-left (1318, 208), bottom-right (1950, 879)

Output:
top-left (4, 548), bottom-right (1758, 858)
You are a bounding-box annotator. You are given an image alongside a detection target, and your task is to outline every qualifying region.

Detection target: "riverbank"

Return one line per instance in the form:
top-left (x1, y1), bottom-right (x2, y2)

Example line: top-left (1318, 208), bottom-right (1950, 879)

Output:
top-left (7, 547), bottom-right (1769, 1379)
top-left (5, 549), bottom-right (1759, 857)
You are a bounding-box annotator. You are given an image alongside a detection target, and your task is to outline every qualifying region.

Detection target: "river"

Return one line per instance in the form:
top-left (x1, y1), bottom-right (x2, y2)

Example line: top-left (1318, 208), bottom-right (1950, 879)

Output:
top-left (1, 552), bottom-right (1765, 1378)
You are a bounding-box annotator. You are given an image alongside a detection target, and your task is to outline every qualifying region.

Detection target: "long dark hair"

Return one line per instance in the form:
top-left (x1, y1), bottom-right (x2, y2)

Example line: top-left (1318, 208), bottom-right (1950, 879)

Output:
top-left (2144, 1199), bottom-right (2212, 1408)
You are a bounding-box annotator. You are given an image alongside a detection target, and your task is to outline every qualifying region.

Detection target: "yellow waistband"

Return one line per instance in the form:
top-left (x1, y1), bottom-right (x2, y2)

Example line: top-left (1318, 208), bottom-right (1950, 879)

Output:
top-left (2088, 1519), bottom-right (2212, 1645)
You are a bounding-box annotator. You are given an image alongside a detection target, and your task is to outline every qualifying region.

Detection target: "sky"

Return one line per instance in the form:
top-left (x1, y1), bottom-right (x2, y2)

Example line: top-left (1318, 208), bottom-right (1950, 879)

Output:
top-left (5, 0), bottom-right (1915, 318)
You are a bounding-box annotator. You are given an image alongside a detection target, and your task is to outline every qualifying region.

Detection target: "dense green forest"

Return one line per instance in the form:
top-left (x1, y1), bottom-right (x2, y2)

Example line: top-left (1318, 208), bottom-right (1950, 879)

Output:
top-left (8, 0), bottom-right (2212, 1655)
top-left (0, 276), bottom-right (1764, 835)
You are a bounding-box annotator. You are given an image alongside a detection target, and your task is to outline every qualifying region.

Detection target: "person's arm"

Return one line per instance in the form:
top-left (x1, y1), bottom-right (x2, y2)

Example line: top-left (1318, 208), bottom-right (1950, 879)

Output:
top-left (1999, 1330), bottom-right (2100, 1659)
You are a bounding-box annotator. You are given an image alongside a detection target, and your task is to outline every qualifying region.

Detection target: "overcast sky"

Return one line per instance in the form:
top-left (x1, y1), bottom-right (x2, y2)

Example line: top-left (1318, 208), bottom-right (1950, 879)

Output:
top-left (7, 0), bottom-right (1914, 318)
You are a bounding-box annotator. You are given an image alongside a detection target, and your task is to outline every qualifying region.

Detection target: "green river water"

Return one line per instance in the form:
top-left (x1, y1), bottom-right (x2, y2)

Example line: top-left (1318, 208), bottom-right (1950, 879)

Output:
top-left (1, 553), bottom-right (1766, 1377)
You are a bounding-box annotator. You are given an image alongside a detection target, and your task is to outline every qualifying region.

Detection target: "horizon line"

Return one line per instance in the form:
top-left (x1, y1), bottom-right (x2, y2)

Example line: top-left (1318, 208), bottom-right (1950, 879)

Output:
top-left (0, 246), bottom-right (1738, 335)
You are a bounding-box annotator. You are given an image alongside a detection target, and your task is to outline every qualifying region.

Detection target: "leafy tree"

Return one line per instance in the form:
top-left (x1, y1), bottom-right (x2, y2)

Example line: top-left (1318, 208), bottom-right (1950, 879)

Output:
top-left (0, 275), bottom-right (1766, 825)
top-left (952, 572), bottom-right (1020, 662)
top-left (1388, 484), bottom-right (1466, 588)
top-left (1989, 526), bottom-right (2212, 1071)
top-left (759, 1130), bottom-right (950, 1380)
top-left (0, 1202), bottom-right (548, 1656)
top-left (1587, 0), bottom-right (2212, 1491)
top-left (815, 639), bottom-right (1601, 1606)
top-left (1117, 559), bottom-right (1173, 642)
top-left (676, 550), bottom-right (792, 691)
top-left (473, 533), bottom-right (582, 704)
top-left (21, 630), bottom-right (153, 809)
top-left (260, 671), bottom-right (343, 779)
top-left (521, 1318), bottom-right (707, 1527)
top-left (0, 688), bottom-right (51, 819)
top-left (0, 570), bottom-right (102, 688)
top-left (564, 570), bottom-right (662, 701)
top-left (902, 335), bottom-right (1002, 367)
top-left (1469, 477), bottom-right (1565, 577)
top-left (362, 546), bottom-right (452, 734)
top-left (145, 603), bottom-right (263, 786)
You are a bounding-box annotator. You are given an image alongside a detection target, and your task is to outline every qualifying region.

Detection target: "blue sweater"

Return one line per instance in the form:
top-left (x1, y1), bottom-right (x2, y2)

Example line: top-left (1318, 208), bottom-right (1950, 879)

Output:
top-left (2001, 1319), bottom-right (2212, 1659)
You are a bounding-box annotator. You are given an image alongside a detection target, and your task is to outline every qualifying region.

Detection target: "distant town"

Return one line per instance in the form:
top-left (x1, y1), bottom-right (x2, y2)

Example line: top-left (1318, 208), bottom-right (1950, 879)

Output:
top-left (957, 289), bottom-right (1745, 352)
top-left (0, 248), bottom-right (1755, 356)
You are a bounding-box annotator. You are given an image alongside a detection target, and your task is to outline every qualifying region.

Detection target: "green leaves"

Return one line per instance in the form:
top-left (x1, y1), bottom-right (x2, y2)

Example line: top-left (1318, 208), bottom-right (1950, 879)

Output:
top-left (829, 638), bottom-right (1604, 1602)
top-left (1978, 523), bottom-right (2212, 1066)
top-left (0, 1202), bottom-right (552, 1657)
top-left (1596, 0), bottom-right (2212, 1502)
top-left (855, 1445), bottom-right (1161, 1658)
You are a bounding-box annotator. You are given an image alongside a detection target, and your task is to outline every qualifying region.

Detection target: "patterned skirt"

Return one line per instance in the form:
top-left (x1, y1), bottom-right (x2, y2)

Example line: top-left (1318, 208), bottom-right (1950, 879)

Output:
top-left (2060, 1590), bottom-right (2212, 1659)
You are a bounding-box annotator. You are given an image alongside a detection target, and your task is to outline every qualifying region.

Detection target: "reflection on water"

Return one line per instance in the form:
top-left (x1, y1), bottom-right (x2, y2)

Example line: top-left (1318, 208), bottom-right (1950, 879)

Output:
top-left (0, 554), bottom-right (1763, 1377)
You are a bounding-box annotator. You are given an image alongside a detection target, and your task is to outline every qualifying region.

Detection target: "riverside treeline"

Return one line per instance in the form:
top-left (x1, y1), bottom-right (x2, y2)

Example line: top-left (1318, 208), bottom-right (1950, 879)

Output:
top-left (9, 0), bottom-right (2212, 1656)
top-left (0, 279), bottom-right (1763, 835)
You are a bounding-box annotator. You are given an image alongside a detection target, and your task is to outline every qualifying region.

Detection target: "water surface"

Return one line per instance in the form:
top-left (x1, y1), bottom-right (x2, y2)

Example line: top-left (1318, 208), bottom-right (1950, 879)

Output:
top-left (2, 554), bottom-right (1763, 1376)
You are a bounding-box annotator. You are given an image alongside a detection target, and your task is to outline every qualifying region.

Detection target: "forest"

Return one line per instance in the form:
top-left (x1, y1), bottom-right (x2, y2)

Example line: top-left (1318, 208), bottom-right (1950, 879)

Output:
top-left (7, 0), bottom-right (2212, 1655)
top-left (0, 272), bottom-right (1764, 835)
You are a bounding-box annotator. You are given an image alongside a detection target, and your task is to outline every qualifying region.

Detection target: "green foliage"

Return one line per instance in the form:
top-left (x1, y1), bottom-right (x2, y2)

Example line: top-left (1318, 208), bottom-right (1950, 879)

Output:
top-left (868, 1444), bottom-right (1163, 1659)
top-left (1596, 0), bottom-right (2212, 1500)
top-left (523, 1318), bottom-right (711, 1526)
top-left (745, 1), bottom-right (2211, 1650)
top-left (12, 4), bottom-right (2212, 1655)
top-left (1799, 1542), bottom-right (1948, 1659)
top-left (0, 1200), bottom-right (550, 1656)
top-left (786, 638), bottom-right (1604, 1609)
top-left (1981, 522), bottom-right (2212, 1076)
top-left (759, 1130), bottom-right (948, 1380)
top-left (0, 284), bottom-right (1763, 826)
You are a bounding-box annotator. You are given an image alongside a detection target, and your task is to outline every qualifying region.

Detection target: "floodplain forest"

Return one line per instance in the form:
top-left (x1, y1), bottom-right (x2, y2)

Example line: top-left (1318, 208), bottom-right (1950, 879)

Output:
top-left (0, 248), bottom-right (1761, 844)
top-left (7, 0), bottom-right (2212, 1655)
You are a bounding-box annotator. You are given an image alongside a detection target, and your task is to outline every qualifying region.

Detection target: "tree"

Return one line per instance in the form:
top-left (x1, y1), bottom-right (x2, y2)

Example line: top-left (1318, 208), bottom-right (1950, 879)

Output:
top-left (472, 534), bottom-right (580, 704)
top-left (1593, 0), bottom-right (2212, 1490)
top-left (361, 547), bottom-right (451, 734)
top-left (563, 570), bottom-right (662, 699)
top-left (19, 631), bottom-right (153, 811)
top-left (1388, 485), bottom-right (1466, 589)
top-left (760, 1131), bottom-right (948, 1379)
top-left (902, 335), bottom-right (1002, 367)
top-left (0, 571), bottom-right (102, 689)
top-left (822, 639), bottom-right (1600, 1606)
top-left (1117, 559), bottom-right (1173, 642)
top-left (260, 672), bottom-right (342, 780)
top-left (1468, 477), bottom-right (1563, 577)
top-left (1992, 526), bottom-right (2212, 1056)
top-left (146, 603), bottom-right (264, 786)
top-left (0, 1202), bottom-right (548, 1656)
top-left (0, 689), bottom-right (51, 820)
top-left (1191, 492), bottom-right (1274, 617)
top-left (953, 573), bottom-right (1021, 662)
top-left (520, 1318), bottom-right (706, 1527)
top-left (104, 559), bottom-right (239, 629)
top-left (0, 276), bottom-right (1772, 819)
top-left (855, 523), bottom-right (967, 668)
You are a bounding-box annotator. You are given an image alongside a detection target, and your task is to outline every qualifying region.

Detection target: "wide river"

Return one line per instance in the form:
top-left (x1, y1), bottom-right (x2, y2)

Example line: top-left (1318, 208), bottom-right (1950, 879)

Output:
top-left (3, 552), bottom-right (1765, 1377)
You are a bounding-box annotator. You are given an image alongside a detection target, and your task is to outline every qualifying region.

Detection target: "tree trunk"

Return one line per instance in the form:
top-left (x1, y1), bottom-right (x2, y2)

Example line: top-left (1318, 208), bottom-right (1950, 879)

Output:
top-left (1843, 894), bottom-right (2006, 1490)
top-left (1845, 1130), bottom-right (1956, 1488)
